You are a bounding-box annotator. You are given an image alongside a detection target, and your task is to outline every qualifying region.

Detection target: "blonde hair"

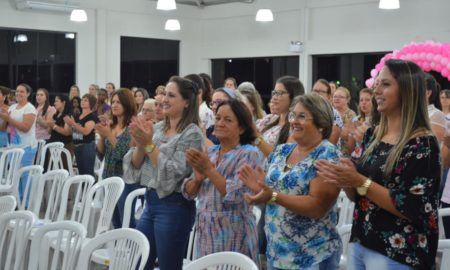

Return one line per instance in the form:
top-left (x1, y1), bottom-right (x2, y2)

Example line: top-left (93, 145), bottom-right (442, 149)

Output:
top-left (335, 87), bottom-right (351, 104)
top-left (360, 60), bottom-right (431, 177)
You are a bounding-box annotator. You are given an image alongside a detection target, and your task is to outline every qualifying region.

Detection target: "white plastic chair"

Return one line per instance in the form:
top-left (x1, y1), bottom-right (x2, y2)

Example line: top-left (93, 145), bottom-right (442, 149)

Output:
top-left (28, 221), bottom-right (87, 270)
top-left (0, 148), bottom-right (25, 194)
top-left (183, 251), bottom-right (258, 270)
top-left (93, 157), bottom-right (105, 182)
top-left (81, 177), bottom-right (124, 237)
top-left (76, 228), bottom-right (149, 270)
top-left (57, 175), bottom-right (95, 222)
top-left (15, 165), bottom-right (44, 211)
top-left (0, 195), bottom-right (16, 215)
top-left (0, 210), bottom-right (36, 270)
top-left (122, 187), bottom-right (146, 228)
top-left (253, 206), bottom-right (262, 224)
top-left (439, 207), bottom-right (450, 239)
top-left (338, 224), bottom-right (352, 269)
top-left (337, 194), bottom-right (355, 228)
top-left (39, 142), bottom-right (75, 175)
top-left (33, 139), bottom-right (46, 165)
top-left (185, 223), bottom-right (197, 263)
top-left (33, 169), bottom-right (70, 221)
top-left (439, 239), bottom-right (450, 270)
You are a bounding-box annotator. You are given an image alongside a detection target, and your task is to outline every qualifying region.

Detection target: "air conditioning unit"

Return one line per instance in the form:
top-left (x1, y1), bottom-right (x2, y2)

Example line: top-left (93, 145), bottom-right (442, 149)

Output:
top-left (15, 0), bottom-right (79, 13)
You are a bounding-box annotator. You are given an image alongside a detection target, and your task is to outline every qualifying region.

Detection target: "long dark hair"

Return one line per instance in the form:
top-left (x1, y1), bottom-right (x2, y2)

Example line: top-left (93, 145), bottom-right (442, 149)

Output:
top-left (165, 76), bottom-right (200, 133)
top-left (262, 76), bottom-right (305, 145)
top-left (425, 73), bottom-right (441, 110)
top-left (54, 94), bottom-right (71, 117)
top-left (111, 88), bottom-right (137, 128)
top-left (36, 88), bottom-right (51, 116)
top-left (216, 99), bottom-right (257, 145)
top-left (199, 73), bottom-right (213, 106)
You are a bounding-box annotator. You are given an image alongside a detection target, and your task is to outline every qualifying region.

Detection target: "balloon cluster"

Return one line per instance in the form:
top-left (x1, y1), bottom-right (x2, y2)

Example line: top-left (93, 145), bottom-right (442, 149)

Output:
top-left (366, 40), bottom-right (450, 88)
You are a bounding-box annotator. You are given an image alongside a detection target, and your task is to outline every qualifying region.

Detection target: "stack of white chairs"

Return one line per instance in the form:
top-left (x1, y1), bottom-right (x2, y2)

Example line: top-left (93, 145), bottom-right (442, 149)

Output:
top-left (76, 228), bottom-right (149, 270)
top-left (0, 210), bottom-right (36, 270)
top-left (183, 251), bottom-right (258, 270)
top-left (0, 148), bottom-right (25, 196)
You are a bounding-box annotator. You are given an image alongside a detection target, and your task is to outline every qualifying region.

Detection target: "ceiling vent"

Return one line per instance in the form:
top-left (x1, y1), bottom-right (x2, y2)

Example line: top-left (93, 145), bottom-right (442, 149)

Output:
top-left (15, 0), bottom-right (79, 13)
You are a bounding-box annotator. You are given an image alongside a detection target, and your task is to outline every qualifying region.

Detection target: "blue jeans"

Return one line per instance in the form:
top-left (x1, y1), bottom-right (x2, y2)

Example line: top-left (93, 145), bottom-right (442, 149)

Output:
top-left (267, 247), bottom-right (341, 270)
top-left (136, 190), bottom-right (196, 270)
top-left (348, 242), bottom-right (412, 270)
top-left (111, 182), bottom-right (142, 228)
top-left (74, 142), bottom-right (96, 175)
top-left (19, 146), bottom-right (37, 202)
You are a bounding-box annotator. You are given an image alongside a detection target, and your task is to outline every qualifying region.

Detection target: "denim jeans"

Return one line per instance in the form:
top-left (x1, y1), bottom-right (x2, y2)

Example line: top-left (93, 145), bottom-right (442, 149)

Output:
top-left (111, 182), bottom-right (143, 228)
top-left (348, 242), bottom-right (412, 270)
top-left (19, 146), bottom-right (37, 202)
top-left (136, 190), bottom-right (196, 270)
top-left (74, 142), bottom-right (96, 176)
top-left (267, 246), bottom-right (341, 270)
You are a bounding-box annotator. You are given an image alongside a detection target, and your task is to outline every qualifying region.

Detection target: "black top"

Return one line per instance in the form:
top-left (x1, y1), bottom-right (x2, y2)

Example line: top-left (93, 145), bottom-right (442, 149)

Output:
top-left (73, 112), bottom-right (98, 145)
top-left (48, 113), bottom-right (72, 144)
top-left (206, 125), bottom-right (220, 145)
top-left (351, 128), bottom-right (440, 269)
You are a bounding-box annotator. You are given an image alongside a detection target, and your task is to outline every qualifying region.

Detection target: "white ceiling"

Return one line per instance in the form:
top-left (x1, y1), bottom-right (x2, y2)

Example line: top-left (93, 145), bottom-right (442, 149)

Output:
top-left (151, 0), bottom-right (254, 8)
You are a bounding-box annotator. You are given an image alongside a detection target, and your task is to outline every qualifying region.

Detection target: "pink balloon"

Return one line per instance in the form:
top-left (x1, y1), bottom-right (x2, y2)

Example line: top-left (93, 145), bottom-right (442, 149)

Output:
top-left (420, 52), bottom-right (427, 60)
top-left (370, 69), bottom-right (378, 78)
top-left (426, 53), bottom-right (433, 61)
top-left (441, 58), bottom-right (449, 66)
top-left (434, 55), bottom-right (441, 63)
top-left (423, 63), bottom-right (431, 71)
top-left (375, 63), bottom-right (382, 71)
top-left (435, 64), bottom-right (442, 72)
top-left (365, 78), bottom-right (375, 88)
top-left (447, 62), bottom-right (450, 70)
top-left (442, 69), bottom-right (449, 77)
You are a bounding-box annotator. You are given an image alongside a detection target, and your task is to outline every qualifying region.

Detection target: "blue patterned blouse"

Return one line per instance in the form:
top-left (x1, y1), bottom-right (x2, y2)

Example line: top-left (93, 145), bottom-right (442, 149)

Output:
top-left (264, 141), bottom-right (342, 269)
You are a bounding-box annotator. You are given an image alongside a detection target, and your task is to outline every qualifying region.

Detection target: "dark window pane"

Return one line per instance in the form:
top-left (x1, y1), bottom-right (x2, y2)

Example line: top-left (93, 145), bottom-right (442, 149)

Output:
top-left (121, 36), bottom-right (179, 96)
top-left (0, 27), bottom-right (75, 99)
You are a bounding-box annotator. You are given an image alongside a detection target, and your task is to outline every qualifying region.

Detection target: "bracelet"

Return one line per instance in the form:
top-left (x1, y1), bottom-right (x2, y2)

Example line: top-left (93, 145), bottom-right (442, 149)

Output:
top-left (269, 191), bottom-right (278, 204)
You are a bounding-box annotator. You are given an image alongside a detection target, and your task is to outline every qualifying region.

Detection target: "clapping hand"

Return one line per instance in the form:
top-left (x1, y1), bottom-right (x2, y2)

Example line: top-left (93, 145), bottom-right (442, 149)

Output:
top-left (63, 115), bottom-right (75, 127)
top-left (0, 109), bottom-right (9, 121)
top-left (95, 118), bottom-right (112, 138)
top-left (129, 116), bottom-right (154, 147)
top-left (238, 164), bottom-right (273, 205)
top-left (315, 158), bottom-right (365, 188)
top-left (185, 148), bottom-right (214, 175)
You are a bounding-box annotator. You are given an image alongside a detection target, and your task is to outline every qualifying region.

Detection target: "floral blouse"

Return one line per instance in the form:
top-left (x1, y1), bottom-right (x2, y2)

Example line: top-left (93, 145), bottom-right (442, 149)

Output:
top-left (352, 128), bottom-right (440, 269)
top-left (98, 127), bottom-right (131, 179)
top-left (264, 141), bottom-right (342, 269)
top-left (256, 114), bottom-right (282, 146)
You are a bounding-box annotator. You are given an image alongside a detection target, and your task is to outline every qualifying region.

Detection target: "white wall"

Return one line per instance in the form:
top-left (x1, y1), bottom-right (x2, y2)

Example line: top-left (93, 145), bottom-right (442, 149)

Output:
top-left (1, 0), bottom-right (449, 92)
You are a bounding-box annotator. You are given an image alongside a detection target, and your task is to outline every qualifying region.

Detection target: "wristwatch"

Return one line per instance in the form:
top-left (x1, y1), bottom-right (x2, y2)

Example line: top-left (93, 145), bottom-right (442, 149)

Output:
top-left (269, 191), bottom-right (278, 203)
top-left (356, 178), bottom-right (372, 196)
top-left (145, 143), bottom-right (156, 154)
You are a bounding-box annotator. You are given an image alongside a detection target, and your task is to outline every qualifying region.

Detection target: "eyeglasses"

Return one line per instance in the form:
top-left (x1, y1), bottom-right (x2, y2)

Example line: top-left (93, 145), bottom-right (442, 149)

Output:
top-left (142, 109), bottom-right (154, 113)
top-left (288, 111), bottom-right (314, 123)
top-left (333, 95), bottom-right (347, 100)
top-left (271, 90), bottom-right (289, 97)
top-left (209, 99), bottom-right (227, 107)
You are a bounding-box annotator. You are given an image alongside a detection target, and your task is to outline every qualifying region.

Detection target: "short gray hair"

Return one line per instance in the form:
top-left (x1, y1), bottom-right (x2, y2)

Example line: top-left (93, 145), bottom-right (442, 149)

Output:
top-left (292, 94), bottom-right (334, 139)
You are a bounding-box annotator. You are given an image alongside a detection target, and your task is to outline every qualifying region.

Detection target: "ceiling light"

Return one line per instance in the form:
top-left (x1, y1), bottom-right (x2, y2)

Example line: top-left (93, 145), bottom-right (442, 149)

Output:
top-left (13, 34), bottom-right (28, 43)
top-left (157, 0), bottom-right (176, 10)
top-left (65, 33), bottom-right (75, 39)
top-left (70, 9), bottom-right (87, 22)
top-left (379, 0), bottom-right (400, 9)
top-left (256, 9), bottom-right (274, 22)
top-left (165, 19), bottom-right (180, 31)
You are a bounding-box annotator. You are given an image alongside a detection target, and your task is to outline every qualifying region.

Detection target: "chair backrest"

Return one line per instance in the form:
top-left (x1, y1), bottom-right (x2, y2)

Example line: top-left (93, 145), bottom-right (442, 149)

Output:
top-left (338, 224), bottom-right (352, 266)
top-left (0, 148), bottom-right (25, 192)
top-left (0, 210), bottom-right (35, 270)
top-left (0, 195), bottom-right (16, 215)
top-left (39, 142), bottom-right (64, 168)
top-left (33, 139), bottom-right (46, 165)
top-left (15, 165), bottom-right (44, 211)
top-left (58, 175), bottom-right (95, 222)
top-left (28, 220), bottom-right (86, 270)
top-left (252, 206), bottom-right (262, 224)
top-left (76, 228), bottom-right (149, 270)
top-left (183, 251), bottom-right (258, 270)
top-left (337, 195), bottom-right (355, 228)
top-left (93, 156), bottom-right (105, 181)
top-left (438, 208), bottom-right (450, 239)
top-left (33, 169), bottom-right (70, 221)
top-left (186, 223), bottom-right (197, 262)
top-left (438, 239), bottom-right (450, 270)
top-left (82, 177), bottom-right (124, 236)
top-left (122, 187), bottom-right (146, 228)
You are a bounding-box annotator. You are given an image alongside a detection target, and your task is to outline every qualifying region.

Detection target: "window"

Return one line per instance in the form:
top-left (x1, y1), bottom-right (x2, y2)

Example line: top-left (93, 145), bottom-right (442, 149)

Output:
top-left (0, 28), bottom-right (76, 96)
top-left (121, 36), bottom-right (179, 96)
